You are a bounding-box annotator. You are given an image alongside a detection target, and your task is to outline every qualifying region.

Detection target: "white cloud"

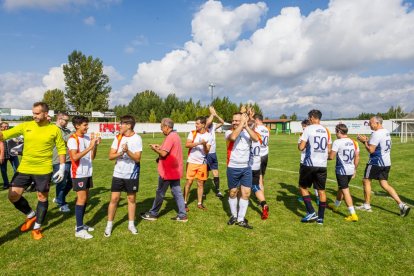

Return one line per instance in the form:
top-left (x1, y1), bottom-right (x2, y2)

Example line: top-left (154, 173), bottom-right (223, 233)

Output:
top-left (2, 0), bottom-right (121, 11)
top-left (83, 16), bottom-right (96, 26)
top-left (111, 0), bottom-right (414, 117)
top-left (124, 35), bottom-right (149, 54)
top-left (103, 65), bottom-right (124, 81)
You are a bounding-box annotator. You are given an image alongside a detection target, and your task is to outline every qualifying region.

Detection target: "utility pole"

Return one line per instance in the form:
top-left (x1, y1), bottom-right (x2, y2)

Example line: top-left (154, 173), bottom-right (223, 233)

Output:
top-left (209, 83), bottom-right (215, 103)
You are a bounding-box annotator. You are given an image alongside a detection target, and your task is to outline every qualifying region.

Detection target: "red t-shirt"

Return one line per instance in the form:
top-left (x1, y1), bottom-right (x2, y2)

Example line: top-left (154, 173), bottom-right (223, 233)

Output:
top-left (158, 132), bottom-right (183, 180)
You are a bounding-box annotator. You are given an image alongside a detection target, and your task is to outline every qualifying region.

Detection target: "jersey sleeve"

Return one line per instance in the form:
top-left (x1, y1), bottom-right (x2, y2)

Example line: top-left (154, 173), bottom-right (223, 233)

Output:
top-left (353, 139), bottom-right (360, 153)
top-left (225, 130), bottom-right (232, 140)
top-left (187, 131), bottom-right (194, 141)
top-left (135, 135), bottom-right (143, 152)
top-left (331, 139), bottom-right (339, 152)
top-left (300, 127), bottom-right (309, 142)
top-left (369, 131), bottom-right (380, 146)
top-left (2, 123), bottom-right (24, 140)
top-left (67, 137), bottom-right (78, 151)
top-left (110, 137), bottom-right (119, 150)
top-left (54, 128), bottom-right (67, 155)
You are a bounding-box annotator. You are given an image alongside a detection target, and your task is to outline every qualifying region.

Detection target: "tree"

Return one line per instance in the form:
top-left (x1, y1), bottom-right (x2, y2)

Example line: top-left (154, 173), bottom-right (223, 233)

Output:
top-left (280, 114), bottom-right (287, 119)
top-left (290, 112), bottom-right (297, 121)
top-left (42, 89), bottom-right (67, 111)
top-left (149, 109), bottom-right (157, 123)
top-left (63, 50), bottom-right (111, 112)
top-left (127, 90), bottom-right (163, 122)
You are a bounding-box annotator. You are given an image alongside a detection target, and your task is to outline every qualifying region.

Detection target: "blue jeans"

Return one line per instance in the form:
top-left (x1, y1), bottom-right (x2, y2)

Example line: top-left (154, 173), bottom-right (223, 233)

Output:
top-left (149, 177), bottom-right (187, 218)
top-left (0, 155), bottom-right (19, 187)
top-left (52, 162), bottom-right (72, 206)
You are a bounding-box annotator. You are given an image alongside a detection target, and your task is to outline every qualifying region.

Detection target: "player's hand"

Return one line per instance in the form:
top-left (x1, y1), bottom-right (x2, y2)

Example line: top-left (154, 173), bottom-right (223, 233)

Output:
top-left (352, 173), bottom-right (356, 179)
top-left (53, 163), bottom-right (65, 183)
top-left (149, 144), bottom-right (160, 150)
top-left (241, 113), bottom-right (249, 126)
top-left (240, 105), bottom-right (247, 114)
top-left (357, 134), bottom-right (367, 143)
top-left (200, 139), bottom-right (207, 145)
top-left (122, 143), bottom-right (128, 153)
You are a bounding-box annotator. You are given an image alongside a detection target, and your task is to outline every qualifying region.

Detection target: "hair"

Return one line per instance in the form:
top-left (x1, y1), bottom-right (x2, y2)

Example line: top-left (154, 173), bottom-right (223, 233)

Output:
top-left (233, 112), bottom-right (243, 116)
top-left (301, 119), bottom-right (310, 126)
top-left (72, 115), bottom-right (89, 128)
top-left (1, 121), bottom-right (9, 127)
top-left (254, 114), bottom-right (264, 121)
top-left (335, 123), bottom-right (348, 134)
top-left (372, 115), bottom-right (383, 125)
top-left (57, 112), bottom-right (69, 119)
top-left (161, 118), bottom-right (174, 129)
top-left (195, 116), bottom-right (206, 125)
top-left (33, 102), bottom-right (49, 112)
top-left (120, 115), bottom-right (136, 129)
top-left (308, 109), bottom-right (322, 120)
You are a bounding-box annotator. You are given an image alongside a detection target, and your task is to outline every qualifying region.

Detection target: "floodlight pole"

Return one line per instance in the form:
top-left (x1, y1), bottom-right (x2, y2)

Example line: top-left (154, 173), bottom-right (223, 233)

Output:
top-left (209, 83), bottom-right (215, 103)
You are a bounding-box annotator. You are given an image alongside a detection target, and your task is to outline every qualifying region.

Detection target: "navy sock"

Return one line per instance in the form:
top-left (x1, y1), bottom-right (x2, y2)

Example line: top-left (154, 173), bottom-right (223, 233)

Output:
top-left (318, 201), bottom-right (327, 220)
top-left (260, 201), bottom-right (267, 208)
top-left (12, 197), bottom-right (32, 215)
top-left (213, 177), bottom-right (220, 191)
top-left (36, 200), bottom-right (48, 224)
top-left (75, 205), bottom-right (85, 231)
top-left (303, 195), bottom-right (315, 214)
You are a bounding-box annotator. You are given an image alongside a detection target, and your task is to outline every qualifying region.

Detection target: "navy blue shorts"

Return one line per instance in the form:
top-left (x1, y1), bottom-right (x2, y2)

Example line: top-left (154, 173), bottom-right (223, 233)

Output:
top-left (206, 153), bottom-right (219, 171)
top-left (226, 167), bottom-right (252, 189)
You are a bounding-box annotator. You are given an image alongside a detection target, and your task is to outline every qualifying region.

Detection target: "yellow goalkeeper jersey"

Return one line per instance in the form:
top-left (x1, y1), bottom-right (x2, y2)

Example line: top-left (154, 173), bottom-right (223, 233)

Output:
top-left (2, 121), bottom-right (66, 174)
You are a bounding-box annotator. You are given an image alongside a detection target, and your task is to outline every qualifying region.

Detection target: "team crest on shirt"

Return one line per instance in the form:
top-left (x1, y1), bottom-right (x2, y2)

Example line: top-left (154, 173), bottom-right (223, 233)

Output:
top-left (133, 186), bottom-right (137, 190)
top-left (78, 182), bottom-right (84, 188)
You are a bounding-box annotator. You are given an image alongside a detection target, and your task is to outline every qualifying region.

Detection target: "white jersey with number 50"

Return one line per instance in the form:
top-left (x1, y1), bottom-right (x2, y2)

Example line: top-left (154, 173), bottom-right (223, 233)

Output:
top-left (368, 128), bottom-right (391, 167)
top-left (255, 125), bottom-right (269, 156)
top-left (300, 124), bottom-right (332, 168)
top-left (332, 138), bottom-right (359, 175)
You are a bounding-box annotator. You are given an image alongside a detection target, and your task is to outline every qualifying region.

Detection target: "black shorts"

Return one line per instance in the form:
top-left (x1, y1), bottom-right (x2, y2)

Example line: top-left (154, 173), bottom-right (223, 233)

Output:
top-left (11, 172), bottom-right (52, 193)
top-left (299, 165), bottom-right (327, 190)
top-left (364, 164), bottom-right (390, 180)
top-left (260, 155), bottom-right (268, 176)
top-left (252, 170), bottom-right (261, 185)
top-left (111, 177), bottom-right (139, 193)
top-left (72, 177), bottom-right (93, 191)
top-left (336, 174), bottom-right (352, 189)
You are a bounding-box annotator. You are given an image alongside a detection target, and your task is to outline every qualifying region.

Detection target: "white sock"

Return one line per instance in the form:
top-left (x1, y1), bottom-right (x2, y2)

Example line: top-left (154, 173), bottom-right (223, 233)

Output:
top-left (399, 202), bottom-right (405, 209)
top-left (106, 221), bottom-right (113, 228)
top-left (33, 222), bottom-right (41, 230)
top-left (237, 198), bottom-right (249, 222)
top-left (314, 189), bottom-right (319, 197)
top-left (128, 220), bottom-right (135, 228)
top-left (228, 197), bottom-right (238, 218)
top-left (27, 210), bottom-right (36, 219)
top-left (335, 200), bottom-right (342, 207)
top-left (198, 202), bottom-right (202, 205)
top-left (348, 206), bottom-right (355, 215)
top-left (364, 203), bottom-right (371, 209)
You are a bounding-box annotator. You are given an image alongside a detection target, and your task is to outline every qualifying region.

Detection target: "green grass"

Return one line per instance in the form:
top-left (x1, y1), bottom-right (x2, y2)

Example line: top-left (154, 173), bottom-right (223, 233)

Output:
top-left (0, 133), bottom-right (413, 275)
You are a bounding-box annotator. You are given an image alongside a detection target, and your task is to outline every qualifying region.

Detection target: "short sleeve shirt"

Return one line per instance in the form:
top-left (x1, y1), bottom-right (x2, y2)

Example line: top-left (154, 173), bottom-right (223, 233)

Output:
top-left (226, 129), bottom-right (252, 168)
top-left (255, 125), bottom-right (269, 156)
top-left (300, 124), bottom-right (332, 168)
top-left (368, 128), bottom-right (391, 166)
top-left (187, 131), bottom-right (212, 164)
top-left (68, 134), bottom-right (93, 178)
top-left (158, 131), bottom-right (183, 180)
top-left (249, 139), bottom-right (261, 171)
top-left (207, 124), bottom-right (217, 154)
top-left (111, 133), bottom-right (143, 179)
top-left (332, 137), bottom-right (360, 175)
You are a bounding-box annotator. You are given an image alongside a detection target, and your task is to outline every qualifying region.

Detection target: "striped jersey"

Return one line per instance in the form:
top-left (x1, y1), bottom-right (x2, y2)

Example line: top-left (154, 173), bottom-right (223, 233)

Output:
top-left (111, 133), bottom-right (142, 179)
top-left (225, 129), bottom-right (253, 168)
top-left (300, 124), bottom-right (332, 167)
top-left (332, 137), bottom-right (359, 175)
top-left (68, 134), bottom-right (92, 178)
top-left (368, 128), bottom-right (391, 166)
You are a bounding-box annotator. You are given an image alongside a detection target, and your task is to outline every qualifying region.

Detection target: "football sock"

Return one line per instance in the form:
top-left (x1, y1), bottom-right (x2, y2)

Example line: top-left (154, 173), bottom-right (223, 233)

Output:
top-left (363, 203), bottom-right (371, 209)
top-left (318, 201), bottom-right (327, 219)
top-left (399, 202), bottom-right (405, 208)
top-left (106, 221), bottom-right (113, 228)
top-left (36, 200), bottom-right (48, 225)
top-left (238, 198), bottom-right (249, 222)
top-left (75, 205), bottom-right (85, 232)
top-left (27, 210), bottom-right (36, 219)
top-left (303, 195), bottom-right (315, 214)
top-left (12, 197), bottom-right (32, 215)
top-left (260, 201), bottom-right (267, 208)
top-left (33, 222), bottom-right (41, 230)
top-left (128, 220), bottom-right (135, 227)
top-left (213, 177), bottom-right (220, 192)
top-left (228, 197), bottom-right (238, 218)
top-left (348, 206), bottom-right (356, 215)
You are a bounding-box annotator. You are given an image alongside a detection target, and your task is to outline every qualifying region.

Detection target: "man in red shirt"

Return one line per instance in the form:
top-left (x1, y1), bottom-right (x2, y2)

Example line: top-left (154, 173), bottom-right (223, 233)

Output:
top-left (141, 118), bottom-right (187, 222)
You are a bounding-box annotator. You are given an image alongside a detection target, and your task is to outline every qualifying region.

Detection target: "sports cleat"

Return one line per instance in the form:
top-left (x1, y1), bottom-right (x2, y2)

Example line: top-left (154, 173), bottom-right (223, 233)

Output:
top-left (75, 229), bottom-right (93, 239)
top-left (345, 214), bottom-right (359, 222)
top-left (185, 204), bottom-right (189, 212)
top-left (328, 203), bottom-right (339, 212)
top-left (31, 229), bottom-right (43, 240)
top-left (59, 204), bottom-right (70, 213)
top-left (237, 219), bottom-right (253, 229)
top-left (316, 218), bottom-right (324, 225)
top-left (140, 212), bottom-right (158, 221)
top-left (301, 212), bottom-right (318, 223)
top-left (261, 205), bottom-right (269, 220)
top-left (128, 225), bottom-right (138, 235)
top-left (400, 204), bottom-right (411, 217)
top-left (356, 204), bottom-right (373, 212)
top-left (227, 216), bottom-right (237, 225)
top-left (104, 227), bottom-right (112, 238)
top-left (171, 215), bottom-right (188, 222)
top-left (216, 192), bottom-right (224, 199)
top-left (197, 203), bottom-right (207, 210)
top-left (20, 216), bottom-right (37, 232)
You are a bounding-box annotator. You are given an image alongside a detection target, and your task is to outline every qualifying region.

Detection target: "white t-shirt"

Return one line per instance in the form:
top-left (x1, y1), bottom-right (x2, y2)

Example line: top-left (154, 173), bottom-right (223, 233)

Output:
top-left (332, 137), bottom-right (360, 175)
top-left (207, 124), bottom-right (217, 154)
top-left (68, 134), bottom-right (93, 178)
top-left (368, 128), bottom-right (391, 167)
top-left (226, 129), bottom-right (252, 168)
top-left (255, 125), bottom-right (269, 156)
top-left (300, 124), bottom-right (332, 168)
top-left (111, 133), bottom-right (143, 179)
top-left (249, 139), bottom-right (261, 171)
top-left (298, 136), bottom-right (305, 164)
top-left (187, 131), bottom-right (212, 164)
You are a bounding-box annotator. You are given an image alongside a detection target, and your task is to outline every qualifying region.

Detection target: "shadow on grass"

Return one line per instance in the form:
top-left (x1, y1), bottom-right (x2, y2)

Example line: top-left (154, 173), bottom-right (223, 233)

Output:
top-left (0, 225), bottom-right (24, 247)
top-left (277, 182), bottom-right (306, 218)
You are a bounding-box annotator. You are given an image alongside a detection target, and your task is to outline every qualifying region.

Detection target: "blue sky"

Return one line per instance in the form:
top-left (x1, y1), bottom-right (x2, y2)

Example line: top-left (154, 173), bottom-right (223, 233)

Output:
top-left (1, 0), bottom-right (414, 118)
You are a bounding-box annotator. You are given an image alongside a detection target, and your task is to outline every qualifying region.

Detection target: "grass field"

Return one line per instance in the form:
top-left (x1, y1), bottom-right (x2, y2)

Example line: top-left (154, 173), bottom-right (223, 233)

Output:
top-left (0, 133), bottom-right (413, 275)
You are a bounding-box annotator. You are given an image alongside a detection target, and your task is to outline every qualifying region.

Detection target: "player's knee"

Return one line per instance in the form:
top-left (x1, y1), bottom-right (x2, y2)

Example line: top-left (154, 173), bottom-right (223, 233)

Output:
top-left (8, 191), bottom-right (20, 202)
